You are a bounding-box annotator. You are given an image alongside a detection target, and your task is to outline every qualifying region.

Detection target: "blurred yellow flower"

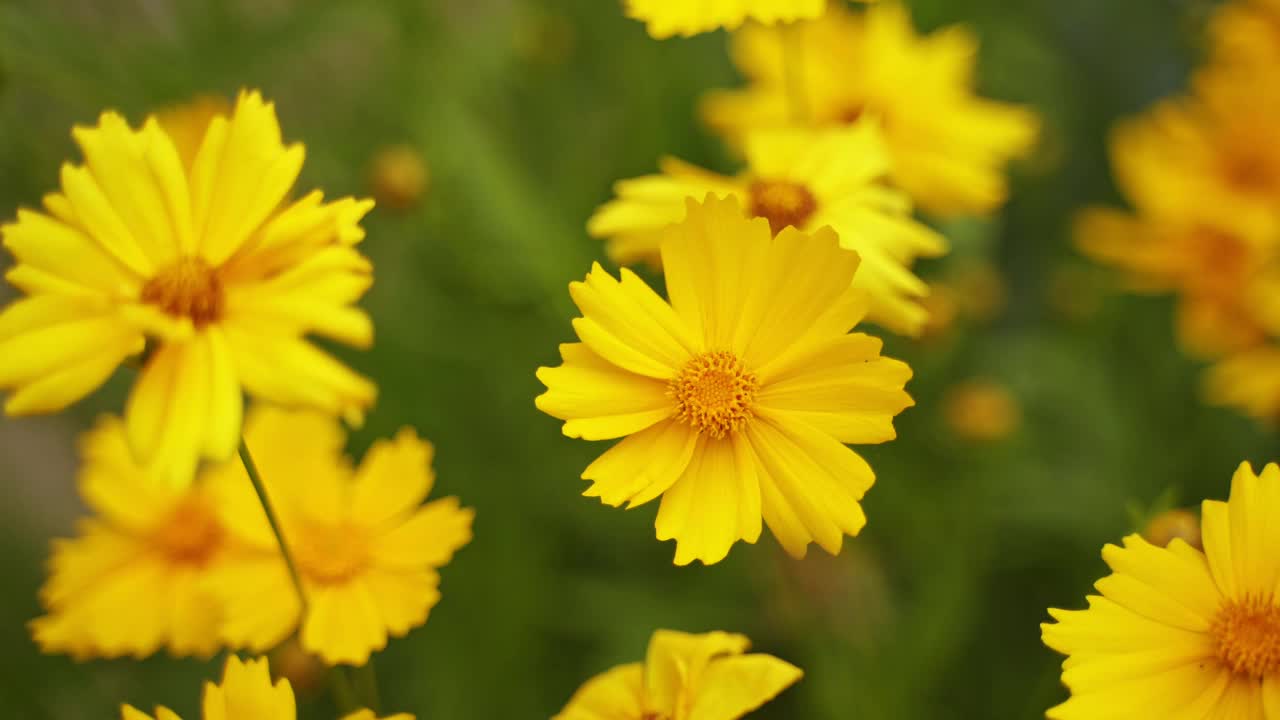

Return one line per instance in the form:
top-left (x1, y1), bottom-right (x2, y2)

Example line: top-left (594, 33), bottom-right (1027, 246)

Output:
top-left (588, 124), bottom-right (946, 335)
top-left (31, 416), bottom-right (248, 660)
top-left (537, 194), bottom-right (913, 565)
top-left (341, 711), bottom-right (414, 720)
top-left (1210, 0), bottom-right (1280, 72)
top-left (1205, 346), bottom-right (1280, 421)
top-left (0, 90), bottom-right (377, 485)
top-left (1143, 508), bottom-right (1203, 551)
top-left (210, 407), bottom-right (474, 665)
top-left (122, 655), bottom-right (295, 720)
top-left (701, 2), bottom-right (1038, 215)
top-left (155, 95), bottom-right (231, 171)
top-left (1042, 462), bottom-right (1280, 718)
top-left (368, 144), bottom-right (430, 211)
top-left (553, 629), bottom-right (802, 720)
top-left (624, 0), bottom-right (825, 39)
top-left (941, 378), bottom-right (1020, 443)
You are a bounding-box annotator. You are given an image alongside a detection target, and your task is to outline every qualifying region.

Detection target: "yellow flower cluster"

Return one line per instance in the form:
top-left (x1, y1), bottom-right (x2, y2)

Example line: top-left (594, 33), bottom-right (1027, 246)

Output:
top-left (1077, 0), bottom-right (1280, 421)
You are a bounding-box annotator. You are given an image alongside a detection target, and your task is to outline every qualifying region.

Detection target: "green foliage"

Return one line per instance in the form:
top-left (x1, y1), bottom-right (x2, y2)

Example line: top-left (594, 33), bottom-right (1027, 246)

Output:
top-left (0, 0), bottom-right (1266, 718)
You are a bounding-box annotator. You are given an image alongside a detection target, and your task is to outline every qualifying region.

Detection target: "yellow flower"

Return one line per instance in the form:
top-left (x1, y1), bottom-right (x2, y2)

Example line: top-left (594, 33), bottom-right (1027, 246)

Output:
top-left (31, 416), bottom-right (246, 660)
top-left (624, 0), bottom-right (826, 39)
top-left (701, 1), bottom-right (1038, 216)
top-left (588, 124), bottom-right (946, 335)
top-left (341, 712), bottom-right (415, 720)
top-left (368, 144), bottom-right (430, 212)
top-left (1205, 346), bottom-right (1280, 421)
top-left (209, 407), bottom-right (474, 665)
top-left (537, 194), bottom-right (914, 565)
top-left (941, 378), bottom-right (1020, 443)
top-left (121, 655), bottom-right (294, 720)
top-left (155, 95), bottom-right (232, 171)
top-left (0, 89), bottom-right (377, 485)
top-left (1042, 462), bottom-right (1280, 718)
top-left (1209, 0), bottom-right (1280, 72)
top-left (554, 629), bottom-right (801, 720)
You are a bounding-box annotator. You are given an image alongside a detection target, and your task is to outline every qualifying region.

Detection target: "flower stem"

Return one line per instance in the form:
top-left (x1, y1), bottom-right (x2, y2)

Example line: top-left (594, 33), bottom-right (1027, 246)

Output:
top-left (357, 659), bottom-right (382, 713)
top-left (239, 439), bottom-right (309, 613)
top-left (780, 22), bottom-right (809, 124)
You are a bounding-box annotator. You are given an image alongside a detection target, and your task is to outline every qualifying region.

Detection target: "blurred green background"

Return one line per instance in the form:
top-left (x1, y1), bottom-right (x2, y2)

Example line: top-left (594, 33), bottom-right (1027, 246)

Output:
top-left (0, 0), bottom-right (1270, 717)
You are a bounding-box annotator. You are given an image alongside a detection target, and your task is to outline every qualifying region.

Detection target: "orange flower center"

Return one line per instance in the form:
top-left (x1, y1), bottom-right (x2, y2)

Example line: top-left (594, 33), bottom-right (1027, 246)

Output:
top-left (747, 179), bottom-right (817, 237)
top-left (669, 351), bottom-right (759, 438)
top-left (152, 497), bottom-right (223, 566)
top-left (141, 257), bottom-right (224, 326)
top-left (1211, 595), bottom-right (1280, 678)
top-left (292, 522), bottom-right (370, 585)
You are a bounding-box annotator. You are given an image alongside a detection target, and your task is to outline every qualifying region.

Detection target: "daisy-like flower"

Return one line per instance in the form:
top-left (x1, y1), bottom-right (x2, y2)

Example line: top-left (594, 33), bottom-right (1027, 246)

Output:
top-left (122, 655), bottom-right (294, 720)
top-left (1210, 0), bottom-right (1280, 72)
top-left (554, 629), bottom-right (802, 720)
top-left (30, 416), bottom-right (245, 660)
top-left (1205, 347), bottom-right (1280, 421)
top-left (537, 194), bottom-right (914, 565)
top-left (0, 90), bottom-right (377, 485)
top-left (1042, 462), bottom-right (1280, 718)
top-left (588, 124), bottom-right (946, 335)
top-left (624, 0), bottom-right (871, 39)
top-left (701, 2), bottom-right (1038, 216)
top-left (208, 406), bottom-right (474, 665)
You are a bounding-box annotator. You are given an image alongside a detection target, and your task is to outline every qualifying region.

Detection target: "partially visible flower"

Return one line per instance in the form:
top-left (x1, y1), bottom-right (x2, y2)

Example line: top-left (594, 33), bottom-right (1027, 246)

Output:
top-left (369, 144), bottom-right (430, 211)
top-left (1142, 508), bottom-right (1203, 551)
top-left (539, 194), bottom-right (914, 565)
top-left (210, 407), bottom-right (474, 665)
top-left (341, 711), bottom-right (414, 720)
top-left (588, 124), bottom-right (945, 335)
top-left (0, 89), bottom-right (377, 485)
top-left (553, 629), bottom-right (802, 720)
top-left (1042, 462), bottom-right (1280, 718)
top-left (122, 655), bottom-right (294, 720)
top-left (702, 2), bottom-right (1038, 215)
top-left (155, 95), bottom-right (231, 171)
top-left (1209, 0), bottom-right (1280, 72)
top-left (270, 638), bottom-right (327, 696)
top-left (1205, 346), bottom-right (1280, 421)
top-left (624, 0), bottom-right (825, 39)
top-left (942, 379), bottom-right (1020, 443)
top-left (31, 416), bottom-right (247, 660)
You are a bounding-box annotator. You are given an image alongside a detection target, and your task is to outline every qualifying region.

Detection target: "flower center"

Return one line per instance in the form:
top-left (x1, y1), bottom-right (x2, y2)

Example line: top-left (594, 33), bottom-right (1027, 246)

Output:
top-left (1211, 595), bottom-right (1280, 678)
top-left (140, 257), bottom-right (224, 326)
top-left (747, 179), bottom-right (817, 237)
top-left (669, 351), bottom-right (759, 438)
top-left (292, 523), bottom-right (370, 585)
top-left (152, 497), bottom-right (223, 566)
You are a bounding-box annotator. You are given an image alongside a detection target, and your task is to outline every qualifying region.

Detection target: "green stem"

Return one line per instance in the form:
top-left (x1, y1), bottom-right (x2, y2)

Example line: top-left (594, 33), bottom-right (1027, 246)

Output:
top-left (330, 666), bottom-right (361, 714)
top-left (780, 22), bottom-right (809, 124)
top-left (239, 440), bottom-right (309, 614)
top-left (356, 659), bottom-right (382, 713)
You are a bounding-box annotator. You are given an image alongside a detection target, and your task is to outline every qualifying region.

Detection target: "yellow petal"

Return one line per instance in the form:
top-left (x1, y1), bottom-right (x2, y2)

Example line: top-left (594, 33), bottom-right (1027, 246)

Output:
top-left (203, 656), bottom-right (296, 720)
top-left (2, 207), bottom-right (141, 296)
top-left (625, 0), bottom-right (825, 38)
top-left (552, 663), bottom-right (645, 720)
top-left (351, 428), bottom-right (436, 527)
top-left (644, 630), bottom-right (750, 716)
top-left (371, 497), bottom-right (474, 569)
top-left (301, 580), bottom-right (386, 665)
top-left (209, 557), bottom-right (299, 654)
top-left (223, 328), bottom-right (376, 424)
top-left (655, 434), bottom-right (761, 566)
top-left (536, 343), bottom-right (674, 441)
top-left (687, 653), bottom-right (803, 720)
top-left (580, 418), bottom-right (698, 508)
top-left (568, 263), bottom-right (695, 378)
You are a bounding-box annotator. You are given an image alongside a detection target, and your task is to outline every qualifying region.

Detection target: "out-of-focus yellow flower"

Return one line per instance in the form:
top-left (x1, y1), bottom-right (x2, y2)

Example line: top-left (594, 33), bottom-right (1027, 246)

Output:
top-left (942, 379), bottom-right (1020, 443)
top-left (1042, 463), bottom-right (1280, 719)
top-left (1209, 0), bottom-right (1280, 72)
top-left (210, 407), bottom-right (474, 666)
top-left (916, 283), bottom-right (958, 342)
top-left (30, 416), bottom-right (249, 660)
top-left (702, 2), bottom-right (1038, 215)
top-left (0, 90), bottom-right (377, 485)
top-left (538, 195), bottom-right (913, 565)
top-left (122, 655), bottom-right (294, 720)
top-left (624, 0), bottom-right (826, 39)
top-left (368, 144), bottom-right (430, 212)
top-left (270, 638), bottom-right (327, 696)
top-left (1142, 508), bottom-right (1203, 551)
top-left (155, 95), bottom-right (231, 171)
top-left (588, 123), bottom-right (946, 335)
top-left (1205, 346), bottom-right (1280, 421)
top-left (340, 711), bottom-right (414, 720)
top-left (553, 629), bottom-right (802, 720)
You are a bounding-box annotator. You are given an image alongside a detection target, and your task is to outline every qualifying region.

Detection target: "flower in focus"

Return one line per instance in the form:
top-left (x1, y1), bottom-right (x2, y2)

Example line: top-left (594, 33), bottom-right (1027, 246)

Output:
top-left (942, 378), bottom-right (1020, 443)
top-left (624, 0), bottom-right (826, 39)
top-left (553, 629), bottom-right (802, 720)
top-left (1042, 462), bottom-right (1280, 718)
top-left (121, 655), bottom-right (294, 720)
top-left (537, 194), bottom-right (914, 565)
top-left (0, 89), bottom-right (377, 485)
top-left (588, 124), bottom-right (946, 335)
top-left (30, 416), bottom-right (246, 660)
top-left (368, 144), bottom-right (430, 211)
top-left (701, 1), bottom-right (1038, 216)
top-left (210, 406), bottom-right (474, 665)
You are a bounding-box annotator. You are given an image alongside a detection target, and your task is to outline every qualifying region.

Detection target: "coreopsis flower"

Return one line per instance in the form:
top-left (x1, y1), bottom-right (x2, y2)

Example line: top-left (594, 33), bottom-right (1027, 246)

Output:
top-left (0, 89), bottom-right (377, 485)
top-left (122, 656), bottom-right (294, 720)
top-left (1210, 0), bottom-right (1280, 72)
top-left (624, 0), bottom-right (824, 39)
top-left (1143, 508), bottom-right (1203, 551)
top-left (553, 630), bottom-right (802, 720)
top-left (588, 124), bottom-right (946, 335)
top-left (1042, 462), bottom-right (1280, 718)
top-left (941, 378), bottom-right (1020, 443)
top-left (155, 95), bottom-right (231, 171)
top-left (209, 407), bottom-right (474, 665)
top-left (30, 416), bottom-right (247, 659)
top-left (537, 194), bottom-right (914, 565)
top-left (368, 144), bottom-right (430, 211)
top-left (1205, 347), bottom-right (1280, 421)
top-left (701, 2), bottom-right (1038, 216)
